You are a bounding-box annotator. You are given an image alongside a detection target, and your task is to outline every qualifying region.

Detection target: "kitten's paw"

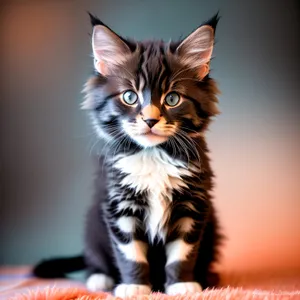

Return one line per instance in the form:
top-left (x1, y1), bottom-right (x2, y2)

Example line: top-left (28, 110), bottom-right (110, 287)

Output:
top-left (166, 282), bottom-right (202, 295)
top-left (86, 273), bottom-right (114, 291)
top-left (114, 284), bottom-right (151, 297)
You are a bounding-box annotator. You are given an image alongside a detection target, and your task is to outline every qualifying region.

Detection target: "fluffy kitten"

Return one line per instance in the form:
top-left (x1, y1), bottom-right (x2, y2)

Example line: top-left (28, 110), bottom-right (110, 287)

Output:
top-left (33, 13), bottom-right (223, 297)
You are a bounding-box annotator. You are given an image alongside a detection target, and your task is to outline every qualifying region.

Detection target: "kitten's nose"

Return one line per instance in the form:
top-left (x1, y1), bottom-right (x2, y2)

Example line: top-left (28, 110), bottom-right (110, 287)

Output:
top-left (144, 119), bottom-right (159, 128)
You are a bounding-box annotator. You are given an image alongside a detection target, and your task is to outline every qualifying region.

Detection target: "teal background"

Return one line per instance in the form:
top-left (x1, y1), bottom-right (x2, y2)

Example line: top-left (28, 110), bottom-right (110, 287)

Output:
top-left (0, 0), bottom-right (299, 272)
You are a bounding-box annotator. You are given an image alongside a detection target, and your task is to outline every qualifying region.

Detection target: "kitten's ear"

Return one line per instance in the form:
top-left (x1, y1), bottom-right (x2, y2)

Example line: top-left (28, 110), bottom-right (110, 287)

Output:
top-left (89, 14), bottom-right (131, 75)
top-left (176, 14), bottom-right (219, 79)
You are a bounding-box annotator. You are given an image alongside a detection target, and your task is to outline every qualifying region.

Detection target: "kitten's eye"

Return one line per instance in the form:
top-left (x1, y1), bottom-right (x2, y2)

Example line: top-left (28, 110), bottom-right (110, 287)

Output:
top-left (122, 90), bottom-right (138, 105)
top-left (165, 92), bottom-right (180, 107)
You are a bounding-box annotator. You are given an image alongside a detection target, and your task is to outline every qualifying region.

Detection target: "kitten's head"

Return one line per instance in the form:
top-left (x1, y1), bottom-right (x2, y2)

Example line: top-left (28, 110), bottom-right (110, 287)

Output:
top-left (83, 14), bottom-right (220, 149)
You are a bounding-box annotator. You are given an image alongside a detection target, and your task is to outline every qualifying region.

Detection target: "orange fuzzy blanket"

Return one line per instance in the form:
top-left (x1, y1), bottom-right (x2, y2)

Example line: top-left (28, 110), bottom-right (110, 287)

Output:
top-left (7, 286), bottom-right (300, 300)
top-left (1, 267), bottom-right (300, 300)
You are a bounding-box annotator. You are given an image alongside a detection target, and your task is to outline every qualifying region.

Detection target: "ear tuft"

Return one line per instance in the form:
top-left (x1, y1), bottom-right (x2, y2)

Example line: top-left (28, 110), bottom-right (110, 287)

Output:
top-left (88, 12), bottom-right (106, 27)
top-left (201, 12), bottom-right (220, 33)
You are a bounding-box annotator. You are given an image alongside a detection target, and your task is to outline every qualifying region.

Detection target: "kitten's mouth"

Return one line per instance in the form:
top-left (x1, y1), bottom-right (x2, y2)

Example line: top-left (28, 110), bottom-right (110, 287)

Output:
top-left (142, 128), bottom-right (168, 137)
top-left (134, 130), bottom-right (168, 147)
top-left (144, 132), bottom-right (157, 137)
top-left (142, 131), bottom-right (159, 137)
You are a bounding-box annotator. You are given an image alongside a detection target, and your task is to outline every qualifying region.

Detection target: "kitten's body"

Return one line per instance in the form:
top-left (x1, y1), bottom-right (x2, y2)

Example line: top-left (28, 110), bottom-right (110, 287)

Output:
top-left (85, 145), bottom-right (221, 294)
top-left (33, 13), bottom-right (223, 297)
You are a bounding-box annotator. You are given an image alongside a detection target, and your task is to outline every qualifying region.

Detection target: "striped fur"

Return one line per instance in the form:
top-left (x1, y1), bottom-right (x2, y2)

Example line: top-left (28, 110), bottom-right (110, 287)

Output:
top-left (83, 13), bottom-right (223, 298)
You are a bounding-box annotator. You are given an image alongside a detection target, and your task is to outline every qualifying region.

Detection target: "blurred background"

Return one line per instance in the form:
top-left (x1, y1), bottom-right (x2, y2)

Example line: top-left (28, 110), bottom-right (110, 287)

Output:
top-left (0, 0), bottom-right (299, 276)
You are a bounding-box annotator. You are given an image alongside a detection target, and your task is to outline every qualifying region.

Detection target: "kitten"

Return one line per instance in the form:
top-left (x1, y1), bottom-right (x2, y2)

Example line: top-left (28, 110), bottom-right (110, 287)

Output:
top-left (33, 13), bottom-right (223, 297)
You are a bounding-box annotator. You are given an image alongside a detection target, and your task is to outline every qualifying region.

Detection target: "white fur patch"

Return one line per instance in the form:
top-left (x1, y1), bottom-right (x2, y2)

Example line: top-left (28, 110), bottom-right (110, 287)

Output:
top-left (114, 284), bottom-right (151, 297)
top-left (116, 216), bottom-right (135, 233)
top-left (166, 239), bottom-right (194, 265)
top-left (114, 149), bottom-right (193, 241)
top-left (86, 273), bottom-right (114, 291)
top-left (117, 240), bottom-right (147, 263)
top-left (166, 282), bottom-right (202, 295)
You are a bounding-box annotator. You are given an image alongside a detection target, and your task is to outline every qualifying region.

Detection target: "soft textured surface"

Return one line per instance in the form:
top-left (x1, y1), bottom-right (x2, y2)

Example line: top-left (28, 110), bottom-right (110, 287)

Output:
top-left (1, 267), bottom-right (300, 299)
top-left (7, 287), bottom-right (300, 300)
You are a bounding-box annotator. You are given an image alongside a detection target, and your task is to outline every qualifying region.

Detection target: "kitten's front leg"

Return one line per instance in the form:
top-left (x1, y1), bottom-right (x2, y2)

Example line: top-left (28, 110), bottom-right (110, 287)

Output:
top-left (165, 202), bottom-right (209, 295)
top-left (106, 208), bottom-right (151, 297)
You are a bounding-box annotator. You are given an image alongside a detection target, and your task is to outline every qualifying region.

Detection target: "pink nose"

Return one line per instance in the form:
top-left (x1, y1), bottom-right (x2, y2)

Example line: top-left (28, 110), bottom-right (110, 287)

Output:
top-left (144, 119), bottom-right (159, 128)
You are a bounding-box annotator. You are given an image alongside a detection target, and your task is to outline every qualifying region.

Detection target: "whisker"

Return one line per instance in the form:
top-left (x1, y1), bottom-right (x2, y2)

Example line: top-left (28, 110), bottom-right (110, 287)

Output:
top-left (173, 135), bottom-right (191, 167)
top-left (176, 130), bottom-right (201, 168)
top-left (179, 126), bottom-right (200, 134)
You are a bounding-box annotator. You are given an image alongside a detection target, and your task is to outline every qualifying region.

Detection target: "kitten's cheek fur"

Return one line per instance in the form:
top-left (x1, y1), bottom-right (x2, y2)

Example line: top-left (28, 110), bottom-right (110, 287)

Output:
top-left (166, 282), bottom-right (202, 295)
top-left (114, 284), bottom-right (151, 297)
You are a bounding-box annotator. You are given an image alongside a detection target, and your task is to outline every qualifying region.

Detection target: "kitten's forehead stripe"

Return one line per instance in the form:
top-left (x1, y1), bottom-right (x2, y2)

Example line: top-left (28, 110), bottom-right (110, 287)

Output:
top-left (136, 45), bottom-right (145, 90)
top-left (139, 43), bottom-right (164, 87)
top-left (135, 42), bottom-right (173, 110)
top-left (141, 48), bottom-right (149, 86)
top-left (157, 56), bottom-right (169, 95)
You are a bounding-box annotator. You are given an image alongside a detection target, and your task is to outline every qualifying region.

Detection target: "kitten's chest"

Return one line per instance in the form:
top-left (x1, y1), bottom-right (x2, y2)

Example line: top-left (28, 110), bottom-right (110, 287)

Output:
top-left (113, 149), bottom-right (192, 241)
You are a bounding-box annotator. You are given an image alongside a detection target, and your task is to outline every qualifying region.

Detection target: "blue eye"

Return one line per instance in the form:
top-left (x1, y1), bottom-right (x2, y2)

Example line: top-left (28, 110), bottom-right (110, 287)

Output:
top-left (122, 90), bottom-right (138, 105)
top-left (165, 92), bottom-right (180, 107)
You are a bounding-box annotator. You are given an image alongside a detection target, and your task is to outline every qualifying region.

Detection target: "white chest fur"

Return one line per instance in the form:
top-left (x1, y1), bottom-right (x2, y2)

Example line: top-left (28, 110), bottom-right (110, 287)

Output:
top-left (114, 149), bottom-right (192, 242)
